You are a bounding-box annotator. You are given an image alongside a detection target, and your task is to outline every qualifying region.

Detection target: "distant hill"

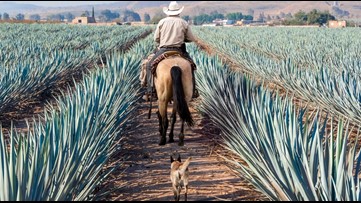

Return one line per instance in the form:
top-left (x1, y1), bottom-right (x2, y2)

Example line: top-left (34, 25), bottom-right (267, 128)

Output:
top-left (1, 1), bottom-right (360, 20)
top-left (0, 1), bottom-right (41, 14)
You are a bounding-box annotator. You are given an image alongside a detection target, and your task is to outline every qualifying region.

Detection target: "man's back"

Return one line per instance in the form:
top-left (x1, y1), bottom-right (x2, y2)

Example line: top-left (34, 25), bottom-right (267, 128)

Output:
top-left (141, 1), bottom-right (199, 99)
top-left (154, 16), bottom-right (195, 48)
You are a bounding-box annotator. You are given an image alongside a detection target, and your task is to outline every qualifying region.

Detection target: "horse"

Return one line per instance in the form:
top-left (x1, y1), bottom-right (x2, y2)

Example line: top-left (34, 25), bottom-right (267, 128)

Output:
top-left (152, 55), bottom-right (194, 146)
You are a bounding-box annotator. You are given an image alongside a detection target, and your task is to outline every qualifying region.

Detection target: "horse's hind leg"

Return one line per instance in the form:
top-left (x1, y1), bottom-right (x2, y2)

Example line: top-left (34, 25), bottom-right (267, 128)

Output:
top-left (168, 109), bottom-right (177, 143)
top-left (156, 111), bottom-right (162, 134)
top-left (185, 185), bottom-right (188, 201)
top-left (178, 120), bottom-right (185, 146)
top-left (157, 102), bottom-right (168, 145)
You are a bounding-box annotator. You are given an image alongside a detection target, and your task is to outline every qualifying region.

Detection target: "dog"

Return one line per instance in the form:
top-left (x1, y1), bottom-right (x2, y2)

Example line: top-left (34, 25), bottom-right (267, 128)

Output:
top-left (170, 155), bottom-right (192, 201)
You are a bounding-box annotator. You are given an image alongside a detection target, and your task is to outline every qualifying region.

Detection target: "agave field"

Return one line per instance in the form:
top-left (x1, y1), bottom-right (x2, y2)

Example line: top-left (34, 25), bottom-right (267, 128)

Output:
top-left (192, 26), bottom-right (361, 200)
top-left (0, 23), bottom-right (154, 200)
top-left (0, 22), bottom-right (361, 201)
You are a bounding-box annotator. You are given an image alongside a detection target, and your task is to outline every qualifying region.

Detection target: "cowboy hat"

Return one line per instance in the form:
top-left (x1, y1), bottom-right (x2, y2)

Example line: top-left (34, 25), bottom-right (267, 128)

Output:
top-left (163, 1), bottom-right (184, 16)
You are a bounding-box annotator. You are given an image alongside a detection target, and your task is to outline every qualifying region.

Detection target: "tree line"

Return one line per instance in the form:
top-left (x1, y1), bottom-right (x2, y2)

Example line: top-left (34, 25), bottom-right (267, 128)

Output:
top-left (188, 9), bottom-right (337, 26)
top-left (0, 9), bottom-right (254, 24)
top-left (0, 9), bottom-right (143, 22)
top-left (190, 11), bottom-right (254, 25)
top-left (0, 8), bottom-right (341, 26)
top-left (283, 9), bottom-right (336, 26)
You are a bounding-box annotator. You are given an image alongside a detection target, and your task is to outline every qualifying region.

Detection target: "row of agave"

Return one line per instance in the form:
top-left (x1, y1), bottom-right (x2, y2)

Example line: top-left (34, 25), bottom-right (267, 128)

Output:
top-left (192, 26), bottom-right (361, 127)
top-left (0, 30), bottom-right (156, 200)
top-left (193, 27), bottom-right (361, 76)
top-left (0, 23), bottom-right (151, 115)
top-left (188, 42), bottom-right (361, 200)
top-left (0, 23), bottom-right (147, 53)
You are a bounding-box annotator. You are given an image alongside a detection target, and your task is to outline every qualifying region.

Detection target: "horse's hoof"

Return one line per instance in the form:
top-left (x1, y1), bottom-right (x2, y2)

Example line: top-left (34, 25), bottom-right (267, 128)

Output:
top-left (168, 138), bottom-right (174, 143)
top-left (159, 139), bottom-right (166, 145)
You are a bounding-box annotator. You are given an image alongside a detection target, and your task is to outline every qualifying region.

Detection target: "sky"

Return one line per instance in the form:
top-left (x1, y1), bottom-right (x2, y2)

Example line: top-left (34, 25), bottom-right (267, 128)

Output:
top-left (0, 1), bottom-right (119, 7)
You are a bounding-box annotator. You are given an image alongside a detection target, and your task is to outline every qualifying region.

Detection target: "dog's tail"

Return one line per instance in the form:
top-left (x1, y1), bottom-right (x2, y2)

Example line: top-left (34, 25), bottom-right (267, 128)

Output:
top-left (179, 157), bottom-right (192, 176)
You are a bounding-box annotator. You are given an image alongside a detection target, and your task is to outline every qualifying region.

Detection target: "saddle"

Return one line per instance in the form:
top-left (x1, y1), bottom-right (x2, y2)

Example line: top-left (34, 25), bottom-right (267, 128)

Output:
top-left (150, 50), bottom-right (196, 75)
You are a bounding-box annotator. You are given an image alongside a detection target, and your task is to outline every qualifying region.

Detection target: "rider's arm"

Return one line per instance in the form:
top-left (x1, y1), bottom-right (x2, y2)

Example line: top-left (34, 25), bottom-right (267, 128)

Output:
top-left (184, 24), bottom-right (196, 43)
top-left (154, 24), bottom-right (161, 44)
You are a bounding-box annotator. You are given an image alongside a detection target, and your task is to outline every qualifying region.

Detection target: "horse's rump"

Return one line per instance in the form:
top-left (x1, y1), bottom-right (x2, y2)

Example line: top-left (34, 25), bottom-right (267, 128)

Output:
top-left (156, 56), bottom-right (193, 102)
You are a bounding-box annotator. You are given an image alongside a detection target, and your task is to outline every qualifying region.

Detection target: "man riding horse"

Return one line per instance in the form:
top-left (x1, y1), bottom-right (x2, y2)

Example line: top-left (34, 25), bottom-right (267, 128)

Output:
top-left (141, 1), bottom-right (199, 100)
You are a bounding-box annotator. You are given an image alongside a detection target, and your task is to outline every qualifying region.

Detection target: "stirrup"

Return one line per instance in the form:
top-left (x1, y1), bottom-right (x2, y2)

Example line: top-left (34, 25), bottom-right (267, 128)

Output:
top-left (192, 89), bottom-right (199, 98)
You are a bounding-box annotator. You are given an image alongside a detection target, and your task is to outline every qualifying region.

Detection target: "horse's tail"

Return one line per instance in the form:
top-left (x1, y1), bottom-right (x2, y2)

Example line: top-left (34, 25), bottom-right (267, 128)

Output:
top-left (171, 66), bottom-right (194, 127)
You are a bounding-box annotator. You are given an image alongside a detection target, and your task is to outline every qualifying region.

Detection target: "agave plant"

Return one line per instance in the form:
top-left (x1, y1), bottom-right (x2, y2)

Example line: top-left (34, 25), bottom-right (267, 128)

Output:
top-left (192, 26), bottom-right (361, 128)
top-left (190, 43), bottom-right (361, 201)
top-left (0, 33), bottom-right (155, 201)
top-left (0, 23), bottom-right (152, 117)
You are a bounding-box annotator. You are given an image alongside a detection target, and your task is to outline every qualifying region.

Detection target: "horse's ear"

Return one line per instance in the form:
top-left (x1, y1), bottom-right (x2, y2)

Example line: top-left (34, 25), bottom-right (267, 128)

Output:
top-left (177, 154), bottom-right (181, 162)
top-left (171, 156), bottom-right (174, 163)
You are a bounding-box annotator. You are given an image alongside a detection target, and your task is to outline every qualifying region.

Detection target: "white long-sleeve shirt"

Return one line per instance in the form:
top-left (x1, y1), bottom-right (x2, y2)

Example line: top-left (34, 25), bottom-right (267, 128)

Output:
top-left (154, 16), bottom-right (196, 48)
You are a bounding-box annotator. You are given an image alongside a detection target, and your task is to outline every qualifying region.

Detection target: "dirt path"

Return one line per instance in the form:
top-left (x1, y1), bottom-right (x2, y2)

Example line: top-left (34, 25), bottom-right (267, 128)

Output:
top-left (95, 97), bottom-right (268, 201)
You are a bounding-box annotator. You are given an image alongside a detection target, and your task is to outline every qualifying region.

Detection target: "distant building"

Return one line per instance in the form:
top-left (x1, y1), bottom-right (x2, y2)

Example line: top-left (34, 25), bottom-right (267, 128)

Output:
top-left (202, 23), bottom-right (219, 26)
top-left (212, 19), bottom-right (235, 26)
top-left (235, 19), bottom-right (267, 26)
top-left (83, 22), bottom-right (120, 26)
top-left (328, 20), bottom-right (346, 28)
top-left (72, 17), bottom-right (96, 24)
top-left (212, 19), bottom-right (223, 25)
top-left (72, 7), bottom-right (96, 24)
top-left (222, 19), bottom-right (235, 25)
top-left (130, 21), bottom-right (146, 26)
top-left (235, 19), bottom-right (253, 26)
